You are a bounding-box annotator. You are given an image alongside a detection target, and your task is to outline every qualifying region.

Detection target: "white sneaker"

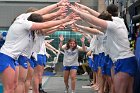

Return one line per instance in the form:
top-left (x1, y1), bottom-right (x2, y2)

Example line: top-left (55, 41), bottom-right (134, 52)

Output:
top-left (71, 90), bottom-right (75, 93)
top-left (82, 72), bottom-right (88, 75)
top-left (64, 86), bottom-right (69, 93)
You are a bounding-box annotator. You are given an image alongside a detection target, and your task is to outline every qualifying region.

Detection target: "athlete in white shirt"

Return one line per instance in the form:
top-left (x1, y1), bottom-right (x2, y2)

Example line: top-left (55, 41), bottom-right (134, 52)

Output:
top-left (15, 30), bottom-right (35, 93)
top-left (59, 35), bottom-right (86, 93)
top-left (32, 34), bottom-right (59, 93)
top-left (70, 4), bottom-right (137, 93)
top-left (0, 1), bottom-right (72, 93)
top-left (33, 37), bottom-right (47, 93)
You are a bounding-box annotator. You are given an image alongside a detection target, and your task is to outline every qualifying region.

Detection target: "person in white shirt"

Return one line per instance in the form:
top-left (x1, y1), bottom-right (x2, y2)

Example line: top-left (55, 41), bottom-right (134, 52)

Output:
top-left (59, 35), bottom-right (86, 93)
top-left (0, 1), bottom-right (72, 93)
top-left (33, 37), bottom-right (47, 93)
top-left (26, 32), bottom-right (44, 93)
top-left (71, 25), bottom-right (98, 85)
top-left (32, 34), bottom-right (59, 93)
top-left (15, 33), bottom-right (34, 93)
top-left (70, 3), bottom-right (137, 93)
top-left (71, 9), bottom-right (114, 93)
top-left (71, 19), bottom-right (107, 92)
top-left (71, 23), bottom-right (103, 91)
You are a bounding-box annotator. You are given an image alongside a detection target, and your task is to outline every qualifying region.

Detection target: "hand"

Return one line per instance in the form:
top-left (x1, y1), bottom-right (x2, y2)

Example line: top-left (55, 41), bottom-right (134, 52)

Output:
top-left (60, 12), bottom-right (67, 19)
top-left (57, 6), bottom-right (68, 16)
top-left (71, 13), bottom-right (81, 20)
top-left (75, 2), bottom-right (87, 10)
top-left (45, 39), bottom-right (54, 43)
top-left (55, 50), bottom-right (60, 54)
top-left (74, 16), bottom-right (81, 20)
top-left (72, 23), bottom-right (84, 34)
top-left (52, 51), bottom-right (57, 55)
top-left (71, 23), bottom-right (81, 32)
top-left (71, 24), bottom-right (79, 32)
top-left (46, 53), bottom-right (51, 58)
top-left (64, 12), bottom-right (76, 22)
top-left (57, 12), bottom-right (67, 20)
top-left (57, 0), bottom-right (69, 7)
top-left (59, 34), bottom-right (64, 41)
top-left (63, 20), bottom-right (77, 27)
top-left (73, 23), bottom-right (79, 27)
top-left (57, 24), bottom-right (65, 30)
top-left (69, 4), bottom-right (81, 14)
top-left (80, 36), bottom-right (85, 43)
top-left (86, 50), bottom-right (92, 56)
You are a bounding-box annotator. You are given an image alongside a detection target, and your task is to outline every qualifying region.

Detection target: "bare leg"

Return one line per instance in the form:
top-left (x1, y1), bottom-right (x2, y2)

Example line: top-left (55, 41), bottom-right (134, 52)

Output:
top-left (38, 66), bottom-right (45, 92)
top-left (91, 72), bottom-right (99, 90)
top-left (32, 65), bottom-right (43, 93)
top-left (106, 75), bottom-right (115, 93)
top-left (2, 66), bottom-right (15, 93)
top-left (92, 70), bottom-right (99, 91)
top-left (63, 70), bottom-right (70, 88)
top-left (103, 79), bottom-right (108, 93)
top-left (70, 69), bottom-right (77, 92)
top-left (114, 72), bottom-right (130, 93)
top-left (25, 66), bottom-right (34, 93)
top-left (127, 76), bottom-right (134, 93)
top-left (14, 66), bottom-right (19, 92)
top-left (98, 68), bottom-right (105, 93)
top-left (15, 66), bottom-right (28, 93)
top-left (92, 71), bottom-right (96, 85)
top-left (111, 66), bottom-right (115, 93)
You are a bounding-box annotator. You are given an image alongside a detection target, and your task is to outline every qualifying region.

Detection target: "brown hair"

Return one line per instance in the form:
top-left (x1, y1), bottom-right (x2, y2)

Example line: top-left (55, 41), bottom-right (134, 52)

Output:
top-left (66, 38), bottom-right (77, 51)
top-left (11, 7), bottom-right (39, 24)
top-left (98, 11), bottom-right (113, 21)
top-left (107, 4), bottom-right (118, 17)
top-left (26, 7), bottom-right (42, 42)
top-left (27, 13), bottom-right (43, 22)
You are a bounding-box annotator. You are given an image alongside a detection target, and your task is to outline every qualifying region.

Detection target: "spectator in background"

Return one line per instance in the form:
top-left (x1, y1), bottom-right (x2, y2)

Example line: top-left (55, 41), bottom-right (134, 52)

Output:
top-left (0, 32), bottom-right (7, 48)
top-left (81, 53), bottom-right (89, 76)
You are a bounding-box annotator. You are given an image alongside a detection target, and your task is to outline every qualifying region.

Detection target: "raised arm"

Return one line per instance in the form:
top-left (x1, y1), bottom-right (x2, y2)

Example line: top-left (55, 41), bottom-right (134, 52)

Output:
top-left (31, 13), bottom-right (73, 31)
top-left (71, 24), bottom-right (92, 40)
top-left (45, 42), bottom-right (59, 53)
top-left (43, 29), bottom-right (57, 35)
top-left (74, 23), bottom-right (104, 35)
top-left (41, 25), bottom-right (59, 33)
top-left (75, 2), bottom-right (100, 17)
top-left (70, 5), bottom-right (107, 30)
top-left (45, 39), bottom-right (54, 43)
top-left (46, 52), bottom-right (51, 58)
top-left (41, 24), bottom-right (65, 35)
top-left (80, 36), bottom-right (86, 52)
top-left (81, 33), bottom-right (92, 41)
top-left (42, 7), bottom-right (67, 21)
top-left (46, 45), bottom-right (57, 55)
top-left (87, 22), bottom-right (103, 31)
top-left (33, 0), bottom-right (68, 15)
top-left (59, 34), bottom-right (64, 49)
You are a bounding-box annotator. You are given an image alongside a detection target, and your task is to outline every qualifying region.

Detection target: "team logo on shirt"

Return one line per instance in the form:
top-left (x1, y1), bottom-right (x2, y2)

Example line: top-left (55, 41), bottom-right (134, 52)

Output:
top-left (66, 50), bottom-right (77, 56)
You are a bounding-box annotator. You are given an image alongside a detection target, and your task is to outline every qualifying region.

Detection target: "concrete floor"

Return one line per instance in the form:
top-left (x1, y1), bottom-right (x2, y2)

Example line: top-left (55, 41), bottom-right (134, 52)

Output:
top-left (29, 74), bottom-right (97, 93)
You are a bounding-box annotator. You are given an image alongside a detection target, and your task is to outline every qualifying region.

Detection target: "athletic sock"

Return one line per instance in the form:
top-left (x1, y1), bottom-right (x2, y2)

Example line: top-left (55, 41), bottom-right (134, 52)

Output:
top-left (39, 83), bottom-right (42, 91)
